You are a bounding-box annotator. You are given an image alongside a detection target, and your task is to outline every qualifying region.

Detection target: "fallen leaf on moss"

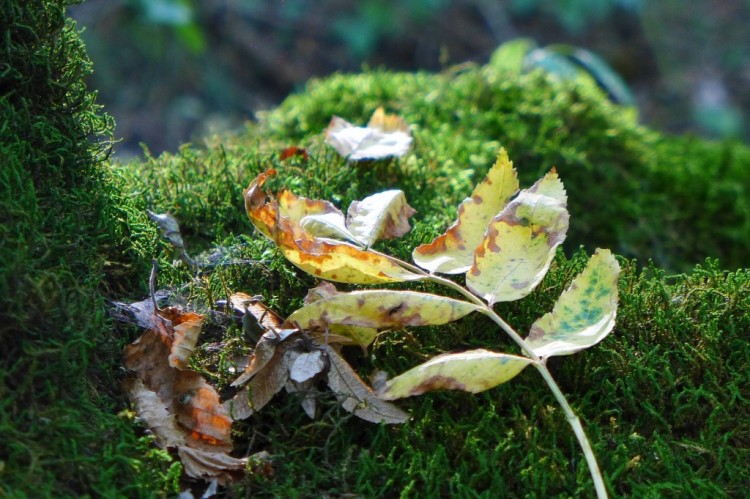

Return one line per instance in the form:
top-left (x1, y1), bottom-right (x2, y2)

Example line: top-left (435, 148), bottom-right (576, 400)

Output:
top-left (346, 190), bottom-right (416, 247)
top-left (325, 107), bottom-right (412, 160)
top-left (244, 173), bottom-right (422, 284)
top-left (284, 289), bottom-right (481, 331)
top-left (123, 306), bottom-right (244, 483)
top-left (323, 344), bottom-right (409, 424)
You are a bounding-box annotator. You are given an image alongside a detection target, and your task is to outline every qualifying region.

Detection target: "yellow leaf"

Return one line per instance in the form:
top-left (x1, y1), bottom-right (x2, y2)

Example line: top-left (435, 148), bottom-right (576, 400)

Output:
top-left (466, 170), bottom-right (568, 305)
top-left (413, 149), bottom-right (519, 274)
top-left (526, 249), bottom-right (620, 358)
top-left (379, 349), bottom-right (533, 400)
top-left (274, 214), bottom-right (421, 284)
top-left (243, 172), bottom-right (421, 285)
top-left (284, 290), bottom-right (481, 331)
top-left (277, 189), bottom-right (343, 224)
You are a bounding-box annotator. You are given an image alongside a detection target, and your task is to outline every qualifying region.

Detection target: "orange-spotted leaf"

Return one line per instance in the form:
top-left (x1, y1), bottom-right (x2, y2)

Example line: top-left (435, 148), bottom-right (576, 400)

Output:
top-left (273, 215), bottom-right (422, 284)
top-left (277, 189), bottom-right (343, 224)
top-left (526, 249), bottom-right (620, 358)
top-left (413, 149), bottom-right (519, 274)
top-left (346, 190), bottom-right (416, 247)
top-left (243, 169), bottom-right (278, 239)
top-left (122, 305), bottom-right (240, 482)
top-left (378, 349), bottom-right (534, 400)
top-left (467, 170), bottom-right (568, 305)
top-left (284, 290), bottom-right (481, 332)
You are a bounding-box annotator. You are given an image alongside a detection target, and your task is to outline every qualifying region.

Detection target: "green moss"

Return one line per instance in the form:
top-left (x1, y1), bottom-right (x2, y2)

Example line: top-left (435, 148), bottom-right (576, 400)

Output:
top-left (0, 1), bottom-right (166, 495)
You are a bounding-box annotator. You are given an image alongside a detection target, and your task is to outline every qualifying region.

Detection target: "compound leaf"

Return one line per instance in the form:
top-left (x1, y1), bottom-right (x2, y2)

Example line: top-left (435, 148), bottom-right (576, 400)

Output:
top-left (378, 349), bottom-right (533, 400)
top-left (526, 249), bottom-right (620, 358)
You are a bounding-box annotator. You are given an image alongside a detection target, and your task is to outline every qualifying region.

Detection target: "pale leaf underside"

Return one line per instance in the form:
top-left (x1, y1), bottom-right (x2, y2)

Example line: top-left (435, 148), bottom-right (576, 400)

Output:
top-left (325, 108), bottom-right (412, 160)
top-left (346, 189), bottom-right (416, 247)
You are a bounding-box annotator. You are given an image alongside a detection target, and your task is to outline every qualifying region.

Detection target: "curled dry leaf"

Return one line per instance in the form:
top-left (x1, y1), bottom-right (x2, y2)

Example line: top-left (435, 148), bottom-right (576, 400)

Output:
top-left (346, 190), bottom-right (416, 247)
top-left (122, 306), bottom-right (242, 483)
top-left (378, 349), bottom-right (534, 400)
top-left (225, 341), bottom-right (296, 420)
top-left (322, 344), bottom-right (409, 424)
top-left (178, 447), bottom-right (248, 485)
top-left (467, 169), bottom-right (569, 305)
top-left (526, 249), bottom-right (620, 358)
top-left (413, 149), bottom-right (519, 274)
top-left (325, 107), bottom-right (412, 160)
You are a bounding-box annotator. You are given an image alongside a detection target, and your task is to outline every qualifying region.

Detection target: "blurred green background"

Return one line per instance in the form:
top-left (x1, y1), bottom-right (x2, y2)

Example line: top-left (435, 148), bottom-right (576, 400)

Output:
top-left (71, 0), bottom-right (750, 157)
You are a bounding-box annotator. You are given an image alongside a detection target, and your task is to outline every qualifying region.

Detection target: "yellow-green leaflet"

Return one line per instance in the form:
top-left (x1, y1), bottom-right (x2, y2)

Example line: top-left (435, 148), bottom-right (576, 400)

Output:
top-left (378, 349), bottom-right (533, 400)
top-left (466, 170), bottom-right (568, 305)
top-left (526, 249), bottom-right (620, 358)
top-left (284, 290), bottom-right (481, 332)
top-left (412, 149), bottom-right (519, 274)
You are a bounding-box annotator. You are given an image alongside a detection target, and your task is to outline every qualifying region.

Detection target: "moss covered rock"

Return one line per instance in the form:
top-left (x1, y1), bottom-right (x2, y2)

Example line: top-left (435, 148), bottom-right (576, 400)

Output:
top-left (112, 63), bottom-right (749, 496)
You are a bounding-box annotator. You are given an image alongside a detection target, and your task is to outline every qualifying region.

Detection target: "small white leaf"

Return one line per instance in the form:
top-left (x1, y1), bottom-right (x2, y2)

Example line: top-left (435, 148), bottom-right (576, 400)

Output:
top-left (290, 350), bottom-right (326, 383)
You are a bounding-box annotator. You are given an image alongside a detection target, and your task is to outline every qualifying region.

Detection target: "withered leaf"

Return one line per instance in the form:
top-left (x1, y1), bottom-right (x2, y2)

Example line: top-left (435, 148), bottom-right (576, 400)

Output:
top-left (225, 342), bottom-right (296, 420)
top-left (122, 305), bottom-right (241, 483)
top-left (231, 328), bottom-right (298, 387)
top-left (166, 310), bottom-right (204, 370)
top-left (229, 292), bottom-right (284, 332)
top-left (123, 378), bottom-right (185, 448)
top-left (289, 350), bottom-right (326, 383)
top-left (285, 379), bottom-right (318, 419)
top-left (323, 344), bottom-right (408, 424)
top-left (413, 149), bottom-right (519, 274)
top-left (178, 447), bottom-right (248, 485)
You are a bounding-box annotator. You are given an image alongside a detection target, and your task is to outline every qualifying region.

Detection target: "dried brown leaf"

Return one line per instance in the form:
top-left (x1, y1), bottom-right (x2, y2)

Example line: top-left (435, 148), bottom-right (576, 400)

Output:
top-left (178, 446), bottom-right (248, 485)
top-left (323, 344), bottom-right (409, 424)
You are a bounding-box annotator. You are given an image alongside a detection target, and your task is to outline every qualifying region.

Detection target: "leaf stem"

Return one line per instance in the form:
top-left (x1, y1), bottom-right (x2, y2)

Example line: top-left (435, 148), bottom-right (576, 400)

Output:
top-left (375, 250), bottom-right (608, 498)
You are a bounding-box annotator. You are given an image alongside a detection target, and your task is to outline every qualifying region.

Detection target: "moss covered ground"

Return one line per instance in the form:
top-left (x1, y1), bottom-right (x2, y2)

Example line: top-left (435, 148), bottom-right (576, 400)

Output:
top-left (2, 1), bottom-right (749, 496)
